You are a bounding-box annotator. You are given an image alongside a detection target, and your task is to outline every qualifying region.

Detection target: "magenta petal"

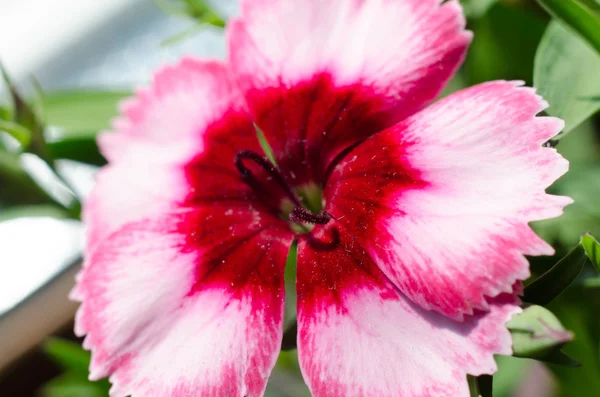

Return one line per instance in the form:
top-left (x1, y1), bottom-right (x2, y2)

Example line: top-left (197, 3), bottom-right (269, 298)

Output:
top-left (326, 81), bottom-right (572, 320)
top-left (85, 58), bottom-right (283, 249)
top-left (228, 0), bottom-right (471, 184)
top-left (297, 224), bottom-right (518, 397)
top-left (74, 208), bottom-right (294, 397)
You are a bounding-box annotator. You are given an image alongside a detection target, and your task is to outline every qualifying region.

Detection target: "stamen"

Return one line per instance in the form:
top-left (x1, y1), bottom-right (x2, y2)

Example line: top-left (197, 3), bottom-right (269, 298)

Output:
top-left (289, 207), bottom-right (331, 225)
top-left (234, 150), bottom-right (301, 206)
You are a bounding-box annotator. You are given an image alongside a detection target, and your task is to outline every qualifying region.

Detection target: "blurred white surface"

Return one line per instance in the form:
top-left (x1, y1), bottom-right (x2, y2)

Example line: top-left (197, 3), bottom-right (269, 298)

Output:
top-left (0, 0), bottom-right (235, 316)
top-left (0, 218), bottom-right (83, 313)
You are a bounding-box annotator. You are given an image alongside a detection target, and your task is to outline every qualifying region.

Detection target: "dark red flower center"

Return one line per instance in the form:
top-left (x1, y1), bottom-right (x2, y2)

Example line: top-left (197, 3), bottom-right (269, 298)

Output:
top-left (234, 149), bottom-right (331, 229)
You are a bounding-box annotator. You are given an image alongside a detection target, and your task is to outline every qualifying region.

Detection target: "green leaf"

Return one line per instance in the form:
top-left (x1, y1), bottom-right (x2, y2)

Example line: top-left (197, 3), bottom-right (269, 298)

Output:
top-left (508, 305), bottom-right (574, 359)
top-left (536, 0), bottom-right (600, 54)
top-left (1, 63), bottom-right (49, 162)
top-left (581, 233), bottom-right (600, 272)
top-left (522, 239), bottom-right (589, 305)
top-left (0, 106), bottom-right (11, 121)
top-left (537, 349), bottom-right (581, 367)
top-left (0, 119), bottom-right (31, 146)
top-left (41, 90), bottom-right (128, 166)
top-left (255, 124), bottom-right (278, 166)
top-left (534, 21), bottom-right (600, 136)
top-left (47, 136), bottom-right (106, 166)
top-left (44, 90), bottom-right (129, 138)
top-left (579, 0), bottom-right (600, 14)
top-left (43, 338), bottom-right (92, 376)
top-left (0, 151), bottom-right (54, 206)
top-left (460, 0), bottom-right (497, 18)
top-left (41, 339), bottom-right (111, 397)
top-left (41, 375), bottom-right (110, 397)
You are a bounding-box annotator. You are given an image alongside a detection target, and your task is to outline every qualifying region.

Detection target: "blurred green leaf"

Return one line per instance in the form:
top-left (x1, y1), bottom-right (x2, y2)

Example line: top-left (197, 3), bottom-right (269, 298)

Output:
top-left (536, 0), bottom-right (600, 54)
top-left (41, 339), bottom-right (111, 397)
top-left (0, 119), bottom-right (31, 146)
top-left (155, 0), bottom-right (225, 28)
top-left (582, 233), bottom-right (600, 272)
top-left (41, 375), bottom-right (110, 397)
top-left (42, 90), bottom-right (127, 166)
top-left (1, 63), bottom-right (50, 162)
top-left (0, 204), bottom-right (69, 222)
top-left (523, 241), bottom-right (589, 305)
top-left (509, 306), bottom-right (574, 360)
top-left (579, 0), bottom-right (600, 14)
top-left (547, 289), bottom-right (600, 395)
top-left (44, 90), bottom-right (128, 137)
top-left (0, 106), bottom-right (11, 121)
top-left (256, 124), bottom-right (277, 166)
top-left (463, 3), bottom-right (547, 85)
top-left (537, 349), bottom-right (581, 367)
top-left (30, 75), bottom-right (47, 123)
top-left (47, 136), bottom-right (106, 166)
top-left (535, 21), bottom-right (600, 135)
top-left (461, 0), bottom-right (497, 18)
top-left (43, 338), bottom-right (92, 376)
top-left (0, 151), bottom-right (54, 206)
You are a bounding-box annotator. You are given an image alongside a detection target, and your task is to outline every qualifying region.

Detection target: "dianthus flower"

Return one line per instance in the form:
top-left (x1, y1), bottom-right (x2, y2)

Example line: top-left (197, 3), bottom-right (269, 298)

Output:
top-left (72, 0), bottom-right (571, 396)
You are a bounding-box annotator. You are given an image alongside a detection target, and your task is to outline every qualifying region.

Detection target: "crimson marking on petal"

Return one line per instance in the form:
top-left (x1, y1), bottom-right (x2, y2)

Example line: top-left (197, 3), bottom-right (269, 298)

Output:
top-left (182, 108), bottom-right (264, 206)
top-left (250, 73), bottom-right (400, 186)
top-left (176, 206), bottom-right (293, 296)
top-left (181, 108), bottom-right (292, 216)
top-left (324, 81), bottom-right (571, 319)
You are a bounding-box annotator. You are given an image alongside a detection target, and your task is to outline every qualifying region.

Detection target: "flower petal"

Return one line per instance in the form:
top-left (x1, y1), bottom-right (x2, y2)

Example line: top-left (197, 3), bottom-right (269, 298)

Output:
top-left (297, 224), bottom-right (519, 397)
top-left (101, 58), bottom-right (249, 162)
top-left (326, 81), bottom-right (572, 320)
top-left (86, 58), bottom-right (280, 248)
top-left (74, 208), bottom-right (294, 397)
top-left (228, 0), bottom-right (471, 184)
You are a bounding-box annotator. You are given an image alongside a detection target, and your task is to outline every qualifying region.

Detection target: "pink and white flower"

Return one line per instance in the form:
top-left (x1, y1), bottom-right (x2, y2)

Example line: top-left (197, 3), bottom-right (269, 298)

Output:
top-left (72, 0), bottom-right (572, 396)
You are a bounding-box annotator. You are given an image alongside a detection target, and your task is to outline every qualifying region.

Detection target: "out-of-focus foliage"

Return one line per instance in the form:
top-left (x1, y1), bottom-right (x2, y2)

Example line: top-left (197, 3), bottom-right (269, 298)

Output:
top-left (154, 0), bottom-right (226, 45)
top-left (463, 2), bottom-right (547, 85)
top-left (155, 0), bottom-right (225, 27)
top-left (42, 338), bottom-right (111, 397)
top-left (535, 0), bottom-right (600, 54)
top-left (45, 91), bottom-right (128, 138)
top-left (45, 91), bottom-right (128, 165)
top-left (535, 21), bottom-right (600, 135)
top-left (523, 241), bottom-right (589, 306)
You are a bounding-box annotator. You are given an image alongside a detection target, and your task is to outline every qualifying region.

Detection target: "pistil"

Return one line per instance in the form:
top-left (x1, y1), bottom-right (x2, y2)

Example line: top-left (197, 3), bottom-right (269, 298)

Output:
top-left (289, 207), bottom-right (331, 225)
top-left (234, 150), bottom-right (301, 207)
